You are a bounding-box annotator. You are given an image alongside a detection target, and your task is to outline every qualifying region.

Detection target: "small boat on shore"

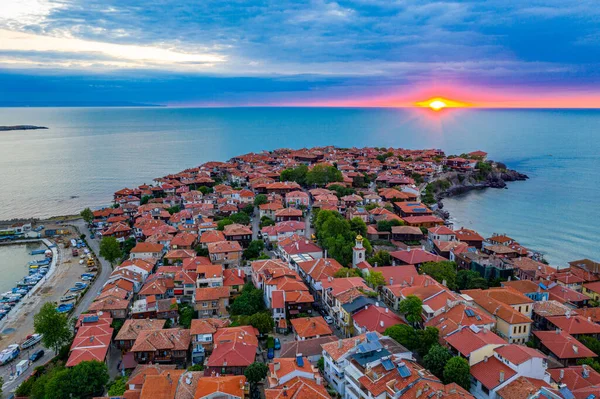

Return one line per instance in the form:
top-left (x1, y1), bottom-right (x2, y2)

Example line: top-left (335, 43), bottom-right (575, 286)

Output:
top-left (31, 249), bottom-right (46, 255)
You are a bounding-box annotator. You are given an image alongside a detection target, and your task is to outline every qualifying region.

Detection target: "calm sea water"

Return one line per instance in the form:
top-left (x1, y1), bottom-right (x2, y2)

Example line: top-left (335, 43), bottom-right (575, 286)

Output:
top-left (0, 243), bottom-right (46, 292)
top-left (0, 107), bottom-right (598, 266)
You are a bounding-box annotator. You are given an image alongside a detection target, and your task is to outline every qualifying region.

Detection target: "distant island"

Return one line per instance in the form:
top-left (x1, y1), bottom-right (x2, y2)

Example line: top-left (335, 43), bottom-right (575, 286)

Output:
top-left (0, 125), bottom-right (48, 131)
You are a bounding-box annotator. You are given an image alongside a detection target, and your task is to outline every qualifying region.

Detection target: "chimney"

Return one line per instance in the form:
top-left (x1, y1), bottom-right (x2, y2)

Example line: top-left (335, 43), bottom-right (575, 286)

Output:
top-left (390, 277), bottom-right (394, 285)
top-left (559, 369), bottom-right (564, 380)
top-left (583, 365), bottom-right (590, 378)
top-left (338, 339), bottom-right (343, 349)
top-left (274, 362), bottom-right (281, 371)
top-left (416, 389), bottom-right (423, 398)
top-left (375, 301), bottom-right (379, 307)
top-left (484, 356), bottom-right (489, 363)
top-left (316, 375), bottom-right (322, 385)
top-left (355, 339), bottom-right (361, 347)
top-left (282, 386), bottom-right (288, 397)
top-left (573, 345), bottom-right (578, 354)
top-left (380, 321), bottom-right (385, 328)
top-left (556, 328), bottom-right (561, 335)
top-left (499, 371), bottom-right (505, 383)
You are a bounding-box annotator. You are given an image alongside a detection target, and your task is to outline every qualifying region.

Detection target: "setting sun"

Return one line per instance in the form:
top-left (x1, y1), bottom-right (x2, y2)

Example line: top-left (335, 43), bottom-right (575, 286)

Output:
top-left (415, 97), bottom-right (471, 111)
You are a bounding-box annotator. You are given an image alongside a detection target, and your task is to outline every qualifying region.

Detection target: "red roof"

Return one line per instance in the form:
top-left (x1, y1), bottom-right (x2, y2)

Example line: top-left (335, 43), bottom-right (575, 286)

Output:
top-left (546, 315), bottom-right (600, 335)
top-left (470, 356), bottom-right (517, 390)
top-left (533, 330), bottom-right (596, 359)
top-left (352, 305), bottom-right (405, 333)
top-left (444, 326), bottom-right (506, 357)
top-left (495, 344), bottom-right (546, 365)
top-left (390, 249), bottom-right (446, 264)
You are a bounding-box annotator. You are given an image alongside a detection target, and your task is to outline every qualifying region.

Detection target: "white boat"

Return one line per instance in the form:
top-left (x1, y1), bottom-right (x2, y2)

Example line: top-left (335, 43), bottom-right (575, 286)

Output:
top-left (21, 333), bottom-right (43, 349)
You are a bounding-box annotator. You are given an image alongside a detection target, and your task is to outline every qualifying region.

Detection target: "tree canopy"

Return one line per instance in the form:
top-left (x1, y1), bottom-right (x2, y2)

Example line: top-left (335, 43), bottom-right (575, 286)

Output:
top-left (443, 357), bottom-right (471, 390)
top-left (34, 302), bottom-right (72, 354)
top-left (456, 270), bottom-right (488, 290)
top-left (398, 295), bottom-right (423, 327)
top-left (230, 282), bottom-right (266, 316)
top-left (244, 362), bottom-right (269, 386)
top-left (364, 271), bottom-right (386, 288)
top-left (99, 236), bottom-right (122, 266)
top-left (333, 268), bottom-right (362, 278)
top-left (243, 240), bottom-right (265, 260)
top-left (420, 261), bottom-right (458, 290)
top-left (254, 194), bottom-right (268, 206)
top-left (377, 219), bottom-right (403, 232)
top-left (230, 212), bottom-right (251, 225)
top-left (178, 304), bottom-right (195, 329)
top-left (280, 164), bottom-right (308, 185)
top-left (314, 210), bottom-right (372, 266)
top-left (423, 345), bottom-right (452, 379)
top-left (80, 208), bottom-right (94, 224)
top-left (249, 312), bottom-right (275, 334)
top-left (306, 164), bottom-right (343, 186)
top-left (367, 250), bottom-right (392, 266)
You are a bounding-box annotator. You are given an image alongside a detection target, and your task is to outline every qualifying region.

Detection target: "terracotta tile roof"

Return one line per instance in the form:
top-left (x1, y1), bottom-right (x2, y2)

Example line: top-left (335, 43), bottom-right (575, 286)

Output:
top-left (281, 240), bottom-right (322, 255)
top-left (533, 330), bottom-right (595, 359)
top-left (533, 300), bottom-right (575, 318)
top-left (190, 318), bottom-right (230, 335)
top-left (454, 228), bottom-right (484, 242)
top-left (200, 230), bottom-right (226, 244)
top-left (182, 256), bottom-right (212, 271)
top-left (297, 258), bottom-right (343, 281)
top-left (371, 265), bottom-right (418, 284)
top-left (131, 242), bottom-right (164, 253)
top-left (139, 371), bottom-right (185, 399)
top-left (88, 296), bottom-right (130, 312)
top-left (548, 366), bottom-right (600, 391)
top-left (390, 249), bottom-right (446, 264)
top-left (485, 287), bottom-right (535, 305)
top-left (116, 319), bottom-right (167, 341)
top-left (269, 357), bottom-right (315, 385)
top-left (171, 232), bottom-right (198, 247)
top-left (462, 289), bottom-right (533, 325)
top-left (128, 364), bottom-right (177, 387)
top-left (496, 376), bottom-right (550, 399)
top-left (195, 286), bottom-right (230, 301)
top-left (194, 376), bottom-right (246, 399)
top-left (321, 333), bottom-right (369, 361)
top-left (207, 341), bottom-right (256, 368)
top-left (214, 326), bottom-right (259, 346)
top-left (444, 326), bottom-right (506, 357)
top-left (546, 315), bottom-right (600, 335)
top-left (470, 356), bottom-right (517, 390)
top-left (275, 208), bottom-right (303, 217)
top-left (207, 240), bottom-right (243, 254)
top-left (223, 269), bottom-right (246, 286)
top-left (548, 284), bottom-right (589, 304)
top-left (321, 277), bottom-right (369, 297)
top-left (279, 336), bottom-right (338, 359)
top-left (265, 377), bottom-right (329, 399)
top-left (290, 317), bottom-right (333, 339)
top-left (223, 223), bottom-right (253, 236)
top-left (577, 307), bottom-right (600, 323)
top-left (352, 304), bottom-right (405, 332)
top-left (426, 304), bottom-right (495, 335)
top-left (495, 344), bottom-right (546, 365)
top-left (131, 328), bottom-right (191, 352)
top-left (196, 264), bottom-right (223, 278)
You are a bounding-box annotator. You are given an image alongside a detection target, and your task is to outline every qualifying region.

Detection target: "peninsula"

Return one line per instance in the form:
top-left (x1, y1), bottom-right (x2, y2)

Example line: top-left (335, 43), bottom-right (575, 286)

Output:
top-left (0, 125), bottom-right (48, 131)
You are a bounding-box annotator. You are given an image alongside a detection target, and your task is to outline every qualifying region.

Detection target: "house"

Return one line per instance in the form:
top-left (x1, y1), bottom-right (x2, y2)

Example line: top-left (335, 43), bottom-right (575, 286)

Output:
top-left (170, 232), bottom-right (198, 250)
top-left (131, 328), bottom-right (191, 366)
top-left (470, 344), bottom-right (550, 399)
top-left (278, 336), bottom-right (338, 364)
top-left (275, 207), bottom-right (303, 222)
top-left (261, 221), bottom-right (306, 243)
top-left (138, 275), bottom-right (174, 300)
top-left (88, 295), bottom-right (131, 319)
top-left (196, 264), bottom-right (224, 288)
top-left (115, 319), bottom-right (166, 351)
top-left (502, 280), bottom-right (550, 302)
top-left (259, 202), bottom-right (284, 220)
top-left (462, 289), bottom-right (534, 344)
top-left (401, 215), bottom-right (444, 228)
top-left (548, 365), bottom-right (600, 399)
top-left (223, 224), bottom-right (253, 248)
top-left (393, 202), bottom-right (433, 217)
top-left (279, 239), bottom-right (323, 266)
top-left (321, 277), bottom-right (372, 337)
top-left (286, 191), bottom-right (310, 207)
top-left (351, 303), bottom-right (405, 334)
top-left (532, 300), bottom-right (575, 330)
top-left (205, 326), bottom-right (258, 376)
top-left (67, 322), bottom-right (113, 367)
top-left (265, 377), bottom-right (329, 399)
top-left (200, 230), bottom-right (227, 248)
top-left (290, 316), bottom-right (333, 341)
top-left (267, 356), bottom-right (320, 388)
top-left (207, 241), bottom-right (243, 267)
top-left (444, 325), bottom-right (506, 366)
top-left (223, 269), bottom-right (246, 296)
top-left (548, 283), bottom-right (590, 308)
top-left (390, 225), bottom-right (423, 242)
top-left (533, 330), bottom-right (596, 366)
top-left (428, 225), bottom-right (456, 243)
top-left (425, 303), bottom-right (496, 337)
top-left (194, 375), bottom-right (248, 399)
top-left (582, 281), bottom-right (600, 301)
top-left (454, 228), bottom-right (485, 249)
top-left (130, 242), bottom-right (164, 260)
top-left (190, 318), bottom-right (230, 365)
top-left (390, 248), bottom-right (446, 267)
top-left (194, 286), bottom-right (230, 318)
top-left (569, 259), bottom-right (600, 283)
top-left (296, 258), bottom-right (343, 301)
top-left (545, 314), bottom-right (600, 338)
top-left (137, 370), bottom-right (185, 399)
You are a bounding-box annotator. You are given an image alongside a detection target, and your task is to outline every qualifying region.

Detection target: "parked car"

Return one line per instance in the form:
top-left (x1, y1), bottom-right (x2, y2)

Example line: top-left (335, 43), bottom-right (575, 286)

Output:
top-left (30, 349), bottom-right (44, 362)
top-left (267, 347), bottom-right (274, 359)
top-left (274, 338), bottom-right (281, 350)
top-left (324, 316), bottom-right (334, 324)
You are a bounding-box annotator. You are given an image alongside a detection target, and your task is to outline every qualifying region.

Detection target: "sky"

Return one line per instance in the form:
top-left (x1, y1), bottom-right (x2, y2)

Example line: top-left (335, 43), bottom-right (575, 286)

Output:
top-left (2, 0), bottom-right (600, 107)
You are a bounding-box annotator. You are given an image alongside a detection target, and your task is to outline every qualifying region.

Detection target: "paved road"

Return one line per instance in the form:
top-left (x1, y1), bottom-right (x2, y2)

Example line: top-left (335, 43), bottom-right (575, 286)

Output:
top-left (1, 219), bottom-right (113, 394)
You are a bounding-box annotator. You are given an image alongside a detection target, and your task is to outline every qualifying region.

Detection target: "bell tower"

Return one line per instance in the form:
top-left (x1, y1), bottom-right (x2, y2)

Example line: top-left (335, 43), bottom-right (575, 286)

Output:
top-left (352, 235), bottom-right (366, 268)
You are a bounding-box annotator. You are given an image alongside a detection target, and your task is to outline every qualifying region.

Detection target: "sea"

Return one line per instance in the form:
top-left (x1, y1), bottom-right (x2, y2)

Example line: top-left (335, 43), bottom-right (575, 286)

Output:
top-left (0, 107), bottom-right (598, 267)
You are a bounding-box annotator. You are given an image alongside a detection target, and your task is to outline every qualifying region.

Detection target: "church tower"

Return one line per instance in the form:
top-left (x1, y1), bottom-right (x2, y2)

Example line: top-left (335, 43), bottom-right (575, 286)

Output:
top-left (352, 235), bottom-right (366, 268)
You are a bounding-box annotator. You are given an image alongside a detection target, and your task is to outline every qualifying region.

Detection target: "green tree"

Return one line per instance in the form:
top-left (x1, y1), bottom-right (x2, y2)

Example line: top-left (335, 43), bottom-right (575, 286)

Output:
top-left (70, 360), bottom-right (110, 398)
top-left (456, 270), bottom-right (488, 290)
top-left (280, 165), bottom-right (308, 185)
top-left (367, 250), bottom-right (392, 266)
top-left (365, 271), bottom-right (386, 289)
top-left (179, 304), bottom-right (195, 329)
top-left (167, 205), bottom-right (181, 215)
top-left (577, 358), bottom-right (600, 373)
top-left (217, 218), bottom-right (233, 231)
top-left (259, 216), bottom-right (275, 228)
top-left (121, 237), bottom-right (137, 259)
top-left (398, 295), bottom-right (423, 326)
top-left (198, 186), bottom-right (213, 195)
top-left (306, 164), bottom-right (343, 186)
top-left (443, 357), bottom-right (471, 390)
top-left (580, 336), bottom-right (600, 356)
top-left (384, 324), bottom-right (418, 350)
top-left (317, 356), bottom-right (325, 372)
top-left (107, 376), bottom-right (127, 396)
top-left (249, 312), bottom-right (275, 334)
top-left (329, 184), bottom-right (355, 198)
top-left (423, 345), bottom-right (453, 379)
top-left (315, 210), bottom-right (372, 266)
top-left (244, 362), bottom-right (269, 388)
top-left (44, 368), bottom-right (73, 399)
top-left (230, 212), bottom-right (251, 225)
top-left (230, 283), bottom-right (266, 316)
top-left (254, 194), bottom-right (268, 207)
top-left (188, 364), bottom-right (204, 371)
top-left (421, 261), bottom-right (458, 290)
top-left (377, 219), bottom-right (402, 232)
top-left (99, 236), bottom-right (122, 266)
top-left (416, 327), bottom-right (440, 357)
top-left (242, 204), bottom-right (255, 215)
top-left (243, 240), bottom-right (265, 260)
top-left (80, 208), bottom-right (94, 224)
top-left (349, 217), bottom-right (368, 237)
top-left (194, 245), bottom-right (209, 257)
top-left (34, 302), bottom-right (72, 354)
top-left (140, 195), bottom-right (151, 205)
top-left (334, 268), bottom-right (362, 278)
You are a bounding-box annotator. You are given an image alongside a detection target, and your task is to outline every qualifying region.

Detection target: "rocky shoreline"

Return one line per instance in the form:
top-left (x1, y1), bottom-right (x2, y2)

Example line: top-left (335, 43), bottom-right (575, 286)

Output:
top-left (433, 166), bottom-right (528, 217)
